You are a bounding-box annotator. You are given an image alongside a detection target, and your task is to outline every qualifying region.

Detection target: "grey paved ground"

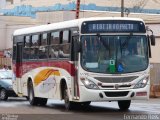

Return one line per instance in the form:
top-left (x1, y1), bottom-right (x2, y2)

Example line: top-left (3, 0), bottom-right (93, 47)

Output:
top-left (0, 97), bottom-right (159, 120)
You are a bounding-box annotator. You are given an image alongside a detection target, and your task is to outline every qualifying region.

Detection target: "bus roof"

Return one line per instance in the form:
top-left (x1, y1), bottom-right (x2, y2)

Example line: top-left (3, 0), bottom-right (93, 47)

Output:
top-left (13, 17), bottom-right (144, 36)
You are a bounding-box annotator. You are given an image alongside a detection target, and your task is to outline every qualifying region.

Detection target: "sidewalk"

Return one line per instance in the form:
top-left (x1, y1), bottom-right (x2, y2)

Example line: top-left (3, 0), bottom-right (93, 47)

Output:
top-left (132, 98), bottom-right (160, 104)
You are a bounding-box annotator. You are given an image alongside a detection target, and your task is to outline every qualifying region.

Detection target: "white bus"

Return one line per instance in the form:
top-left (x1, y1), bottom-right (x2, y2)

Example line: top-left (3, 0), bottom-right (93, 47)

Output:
top-left (12, 17), bottom-right (155, 110)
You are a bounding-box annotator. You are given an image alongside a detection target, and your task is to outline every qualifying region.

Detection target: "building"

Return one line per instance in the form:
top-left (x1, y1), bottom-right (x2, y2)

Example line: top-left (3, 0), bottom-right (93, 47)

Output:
top-left (0, 0), bottom-right (160, 96)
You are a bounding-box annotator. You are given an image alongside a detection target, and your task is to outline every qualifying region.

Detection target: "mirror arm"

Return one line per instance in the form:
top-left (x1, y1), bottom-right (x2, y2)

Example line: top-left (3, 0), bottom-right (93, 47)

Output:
top-left (146, 26), bottom-right (153, 35)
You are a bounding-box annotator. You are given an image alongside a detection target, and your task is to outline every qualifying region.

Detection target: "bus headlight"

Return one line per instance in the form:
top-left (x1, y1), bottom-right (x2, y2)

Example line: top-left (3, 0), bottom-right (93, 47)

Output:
top-left (134, 76), bottom-right (149, 89)
top-left (81, 78), bottom-right (99, 89)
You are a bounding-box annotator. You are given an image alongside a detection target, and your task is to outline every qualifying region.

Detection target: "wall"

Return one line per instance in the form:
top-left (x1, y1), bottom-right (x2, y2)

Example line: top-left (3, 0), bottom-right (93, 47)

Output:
top-left (36, 11), bottom-right (75, 24)
top-left (1, 0), bottom-right (160, 19)
top-left (146, 23), bottom-right (160, 63)
top-left (0, 0), bottom-right (6, 8)
top-left (0, 21), bottom-right (6, 50)
top-left (5, 24), bottom-right (34, 49)
top-left (0, 15), bottom-right (41, 50)
top-left (13, 0), bottom-right (21, 4)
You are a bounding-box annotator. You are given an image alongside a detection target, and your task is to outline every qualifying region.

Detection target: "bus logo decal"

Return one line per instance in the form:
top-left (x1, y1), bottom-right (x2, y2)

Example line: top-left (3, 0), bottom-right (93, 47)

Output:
top-left (34, 69), bottom-right (60, 86)
top-left (115, 84), bottom-right (119, 90)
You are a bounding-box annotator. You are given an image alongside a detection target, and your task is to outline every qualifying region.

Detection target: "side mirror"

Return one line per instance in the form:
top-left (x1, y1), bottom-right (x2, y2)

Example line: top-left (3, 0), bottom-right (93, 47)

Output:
top-left (150, 35), bottom-right (155, 46)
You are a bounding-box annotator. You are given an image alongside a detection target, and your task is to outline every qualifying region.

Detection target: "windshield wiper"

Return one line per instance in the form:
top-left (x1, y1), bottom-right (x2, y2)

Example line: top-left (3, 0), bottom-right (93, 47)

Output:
top-left (96, 33), bottom-right (109, 50)
top-left (121, 34), bottom-right (133, 49)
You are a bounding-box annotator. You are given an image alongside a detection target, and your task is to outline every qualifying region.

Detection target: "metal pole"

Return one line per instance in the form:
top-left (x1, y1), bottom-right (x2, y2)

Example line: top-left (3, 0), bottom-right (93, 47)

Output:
top-left (76, 0), bottom-right (80, 19)
top-left (121, 0), bottom-right (124, 17)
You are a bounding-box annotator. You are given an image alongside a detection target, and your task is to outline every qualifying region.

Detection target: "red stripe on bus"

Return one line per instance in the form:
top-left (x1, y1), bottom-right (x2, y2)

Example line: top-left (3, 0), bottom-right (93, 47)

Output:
top-left (13, 61), bottom-right (76, 77)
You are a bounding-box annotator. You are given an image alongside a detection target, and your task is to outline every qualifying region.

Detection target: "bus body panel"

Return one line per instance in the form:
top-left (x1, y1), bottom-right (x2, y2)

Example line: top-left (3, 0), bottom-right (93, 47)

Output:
top-left (79, 85), bottom-right (149, 102)
top-left (13, 60), bottom-right (75, 100)
top-left (77, 65), bottom-right (150, 102)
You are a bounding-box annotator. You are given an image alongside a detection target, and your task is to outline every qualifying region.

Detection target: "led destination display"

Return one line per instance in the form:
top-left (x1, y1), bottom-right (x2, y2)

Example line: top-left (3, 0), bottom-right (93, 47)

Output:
top-left (81, 20), bottom-right (146, 33)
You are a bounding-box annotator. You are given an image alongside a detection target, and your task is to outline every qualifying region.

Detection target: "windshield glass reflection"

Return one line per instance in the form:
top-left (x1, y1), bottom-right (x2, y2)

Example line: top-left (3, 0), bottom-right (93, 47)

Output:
top-left (81, 35), bottom-right (148, 74)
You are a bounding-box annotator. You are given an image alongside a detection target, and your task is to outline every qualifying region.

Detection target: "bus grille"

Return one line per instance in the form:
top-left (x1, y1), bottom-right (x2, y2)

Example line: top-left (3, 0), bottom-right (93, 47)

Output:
top-left (101, 84), bottom-right (131, 88)
top-left (104, 91), bottom-right (129, 97)
top-left (94, 76), bottom-right (138, 83)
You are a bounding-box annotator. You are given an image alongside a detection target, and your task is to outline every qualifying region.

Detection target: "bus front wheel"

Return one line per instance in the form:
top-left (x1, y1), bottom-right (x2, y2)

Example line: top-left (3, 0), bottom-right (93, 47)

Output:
top-left (38, 98), bottom-right (48, 106)
top-left (28, 81), bottom-right (48, 106)
top-left (64, 84), bottom-right (75, 110)
top-left (118, 100), bottom-right (131, 110)
top-left (81, 101), bottom-right (91, 107)
top-left (28, 81), bottom-right (38, 105)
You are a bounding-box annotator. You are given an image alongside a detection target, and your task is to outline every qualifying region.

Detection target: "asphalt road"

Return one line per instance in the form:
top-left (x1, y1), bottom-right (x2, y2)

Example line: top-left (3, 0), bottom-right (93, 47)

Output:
top-left (0, 97), bottom-right (160, 120)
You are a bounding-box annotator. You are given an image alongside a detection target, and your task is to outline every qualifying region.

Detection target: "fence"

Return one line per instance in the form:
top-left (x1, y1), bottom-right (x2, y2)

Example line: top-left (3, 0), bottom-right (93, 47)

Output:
top-left (0, 57), bottom-right (12, 68)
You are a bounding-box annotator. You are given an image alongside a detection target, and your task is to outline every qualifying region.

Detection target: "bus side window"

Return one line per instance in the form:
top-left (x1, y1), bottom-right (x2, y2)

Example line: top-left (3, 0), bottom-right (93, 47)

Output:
top-left (63, 30), bottom-right (69, 43)
top-left (50, 32), bottom-right (59, 44)
top-left (30, 34), bottom-right (39, 59)
top-left (13, 45), bottom-right (16, 61)
top-left (39, 33), bottom-right (48, 59)
top-left (32, 34), bottom-right (39, 46)
top-left (49, 45), bottom-right (59, 59)
top-left (23, 36), bottom-right (31, 60)
top-left (49, 32), bottom-right (60, 59)
top-left (41, 33), bottom-right (47, 46)
top-left (30, 48), bottom-right (39, 59)
top-left (59, 30), bottom-right (70, 59)
top-left (13, 37), bottom-right (17, 61)
top-left (23, 48), bottom-right (30, 60)
top-left (24, 36), bottom-right (30, 47)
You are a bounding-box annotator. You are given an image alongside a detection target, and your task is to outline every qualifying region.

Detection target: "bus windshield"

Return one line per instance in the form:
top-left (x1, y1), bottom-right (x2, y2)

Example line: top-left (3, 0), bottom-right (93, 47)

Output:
top-left (81, 35), bottom-right (148, 74)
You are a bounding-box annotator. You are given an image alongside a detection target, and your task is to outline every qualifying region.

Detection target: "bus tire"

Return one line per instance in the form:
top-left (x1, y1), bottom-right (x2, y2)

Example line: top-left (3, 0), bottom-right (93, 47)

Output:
top-left (38, 98), bottom-right (48, 106)
top-left (81, 101), bottom-right (91, 107)
top-left (64, 84), bottom-right (75, 110)
top-left (118, 100), bottom-right (131, 110)
top-left (25, 96), bottom-right (29, 100)
top-left (28, 81), bottom-right (38, 106)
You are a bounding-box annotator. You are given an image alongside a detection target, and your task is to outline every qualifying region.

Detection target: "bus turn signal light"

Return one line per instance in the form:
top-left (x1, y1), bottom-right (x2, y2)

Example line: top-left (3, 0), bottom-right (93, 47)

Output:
top-left (136, 92), bottom-right (147, 96)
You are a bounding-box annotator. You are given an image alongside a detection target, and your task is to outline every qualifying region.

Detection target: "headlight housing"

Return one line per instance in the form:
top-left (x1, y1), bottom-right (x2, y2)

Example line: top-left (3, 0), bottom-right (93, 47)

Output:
top-left (134, 76), bottom-right (149, 89)
top-left (81, 78), bottom-right (99, 89)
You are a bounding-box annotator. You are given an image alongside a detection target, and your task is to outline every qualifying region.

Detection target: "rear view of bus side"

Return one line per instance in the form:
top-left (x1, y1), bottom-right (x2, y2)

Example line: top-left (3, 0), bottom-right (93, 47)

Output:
top-left (12, 17), bottom-right (155, 110)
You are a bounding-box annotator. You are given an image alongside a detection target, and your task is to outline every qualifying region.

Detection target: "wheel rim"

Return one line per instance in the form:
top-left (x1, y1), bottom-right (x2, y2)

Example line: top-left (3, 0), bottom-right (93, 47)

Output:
top-left (0, 90), bottom-right (6, 99)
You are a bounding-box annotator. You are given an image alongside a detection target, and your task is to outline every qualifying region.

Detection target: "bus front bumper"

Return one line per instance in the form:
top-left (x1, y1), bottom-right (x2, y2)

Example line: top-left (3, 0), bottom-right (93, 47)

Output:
top-left (78, 85), bottom-right (150, 102)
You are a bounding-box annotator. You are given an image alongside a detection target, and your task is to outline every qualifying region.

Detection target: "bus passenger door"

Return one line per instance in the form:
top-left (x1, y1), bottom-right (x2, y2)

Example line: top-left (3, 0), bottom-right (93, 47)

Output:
top-left (16, 42), bottom-right (23, 94)
top-left (71, 35), bottom-right (80, 99)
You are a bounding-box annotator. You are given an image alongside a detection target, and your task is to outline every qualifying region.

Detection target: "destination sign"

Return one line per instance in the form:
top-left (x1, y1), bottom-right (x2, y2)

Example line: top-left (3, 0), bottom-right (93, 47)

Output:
top-left (81, 20), bottom-right (146, 33)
